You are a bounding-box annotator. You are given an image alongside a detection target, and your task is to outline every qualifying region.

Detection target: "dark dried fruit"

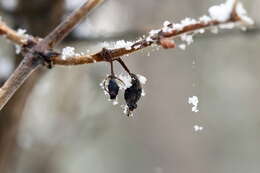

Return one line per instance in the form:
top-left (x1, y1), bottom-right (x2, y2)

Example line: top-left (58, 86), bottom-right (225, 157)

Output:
top-left (107, 78), bottom-right (119, 100)
top-left (124, 74), bottom-right (142, 112)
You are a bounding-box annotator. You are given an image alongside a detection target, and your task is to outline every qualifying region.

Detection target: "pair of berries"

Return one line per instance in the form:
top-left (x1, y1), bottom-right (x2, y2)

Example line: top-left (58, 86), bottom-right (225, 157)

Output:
top-left (104, 73), bottom-right (142, 116)
top-left (100, 48), bottom-right (143, 116)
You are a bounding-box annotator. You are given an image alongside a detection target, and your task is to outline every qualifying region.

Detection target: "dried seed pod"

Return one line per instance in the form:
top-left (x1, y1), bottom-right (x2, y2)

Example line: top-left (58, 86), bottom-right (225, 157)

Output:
top-left (107, 78), bottom-right (119, 100)
top-left (124, 73), bottom-right (142, 112)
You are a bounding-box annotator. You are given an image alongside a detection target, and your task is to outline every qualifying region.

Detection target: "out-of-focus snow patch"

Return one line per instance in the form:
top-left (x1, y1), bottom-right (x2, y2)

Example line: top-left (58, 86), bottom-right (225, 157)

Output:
top-left (1, 0), bottom-right (17, 11)
top-left (65, 0), bottom-right (85, 10)
top-left (74, 1), bottom-right (132, 38)
top-left (0, 57), bottom-right (13, 78)
top-left (188, 96), bottom-right (199, 113)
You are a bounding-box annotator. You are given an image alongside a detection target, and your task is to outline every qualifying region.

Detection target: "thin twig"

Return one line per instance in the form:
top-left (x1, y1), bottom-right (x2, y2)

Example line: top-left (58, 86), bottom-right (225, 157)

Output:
top-left (51, 20), bottom-right (236, 65)
top-left (0, 21), bottom-right (28, 45)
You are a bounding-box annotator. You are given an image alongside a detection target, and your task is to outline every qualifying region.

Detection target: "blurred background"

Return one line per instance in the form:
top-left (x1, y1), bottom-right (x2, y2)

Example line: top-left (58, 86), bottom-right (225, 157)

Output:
top-left (0, 0), bottom-right (259, 173)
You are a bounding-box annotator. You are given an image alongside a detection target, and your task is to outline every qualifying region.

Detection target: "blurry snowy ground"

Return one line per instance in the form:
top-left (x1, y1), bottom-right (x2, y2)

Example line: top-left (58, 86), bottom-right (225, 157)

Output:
top-left (1, 0), bottom-right (260, 173)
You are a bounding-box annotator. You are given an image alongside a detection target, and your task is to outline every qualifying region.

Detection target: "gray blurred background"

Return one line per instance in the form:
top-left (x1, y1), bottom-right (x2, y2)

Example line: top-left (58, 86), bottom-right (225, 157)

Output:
top-left (0, 0), bottom-right (259, 173)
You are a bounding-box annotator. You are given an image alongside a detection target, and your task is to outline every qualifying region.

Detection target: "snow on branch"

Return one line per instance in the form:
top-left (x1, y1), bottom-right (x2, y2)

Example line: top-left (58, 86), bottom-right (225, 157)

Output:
top-left (51, 0), bottom-right (254, 66)
top-left (0, 0), bottom-right (255, 111)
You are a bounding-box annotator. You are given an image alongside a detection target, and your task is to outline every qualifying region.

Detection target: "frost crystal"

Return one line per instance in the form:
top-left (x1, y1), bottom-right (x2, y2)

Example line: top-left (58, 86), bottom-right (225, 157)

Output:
top-left (193, 125), bottom-right (204, 132)
top-left (208, 0), bottom-right (236, 22)
top-left (188, 96), bottom-right (199, 113)
top-left (61, 47), bottom-right (80, 60)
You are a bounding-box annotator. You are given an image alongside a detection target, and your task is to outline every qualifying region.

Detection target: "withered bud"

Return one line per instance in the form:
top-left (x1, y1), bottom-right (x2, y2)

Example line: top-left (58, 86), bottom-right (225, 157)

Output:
top-left (107, 78), bottom-right (119, 100)
top-left (124, 73), bottom-right (142, 112)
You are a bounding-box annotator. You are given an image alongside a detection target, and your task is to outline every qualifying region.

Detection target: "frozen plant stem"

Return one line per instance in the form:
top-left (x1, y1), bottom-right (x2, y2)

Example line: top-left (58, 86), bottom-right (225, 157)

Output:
top-left (0, 0), bottom-right (255, 111)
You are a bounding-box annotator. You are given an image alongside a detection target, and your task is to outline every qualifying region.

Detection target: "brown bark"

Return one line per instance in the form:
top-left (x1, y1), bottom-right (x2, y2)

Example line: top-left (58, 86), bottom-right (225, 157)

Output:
top-left (0, 0), bottom-right (64, 172)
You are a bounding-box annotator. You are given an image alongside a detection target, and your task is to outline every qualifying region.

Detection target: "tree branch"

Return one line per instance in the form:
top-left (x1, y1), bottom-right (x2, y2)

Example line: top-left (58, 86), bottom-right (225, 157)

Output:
top-left (0, 0), bottom-right (254, 111)
top-left (0, 0), bottom-right (104, 110)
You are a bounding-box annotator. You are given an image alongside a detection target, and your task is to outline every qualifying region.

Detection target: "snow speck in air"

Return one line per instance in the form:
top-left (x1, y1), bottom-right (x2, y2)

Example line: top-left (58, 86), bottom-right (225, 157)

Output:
top-left (179, 44), bottom-right (186, 50)
top-left (188, 96), bottom-right (199, 113)
top-left (193, 125), bottom-right (204, 132)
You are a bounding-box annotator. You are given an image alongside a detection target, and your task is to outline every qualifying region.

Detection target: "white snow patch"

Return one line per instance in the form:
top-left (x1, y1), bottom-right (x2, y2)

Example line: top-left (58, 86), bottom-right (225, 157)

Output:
top-left (101, 40), bottom-right (134, 50)
top-left (137, 74), bottom-right (147, 85)
top-left (188, 96), bottom-right (199, 113)
top-left (118, 74), bottom-right (132, 89)
top-left (208, 0), bottom-right (236, 22)
top-left (61, 47), bottom-right (80, 60)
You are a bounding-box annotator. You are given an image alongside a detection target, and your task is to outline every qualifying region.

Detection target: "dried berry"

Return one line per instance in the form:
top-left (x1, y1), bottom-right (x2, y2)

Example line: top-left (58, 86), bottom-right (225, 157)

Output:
top-left (124, 73), bottom-right (142, 112)
top-left (107, 78), bottom-right (119, 100)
